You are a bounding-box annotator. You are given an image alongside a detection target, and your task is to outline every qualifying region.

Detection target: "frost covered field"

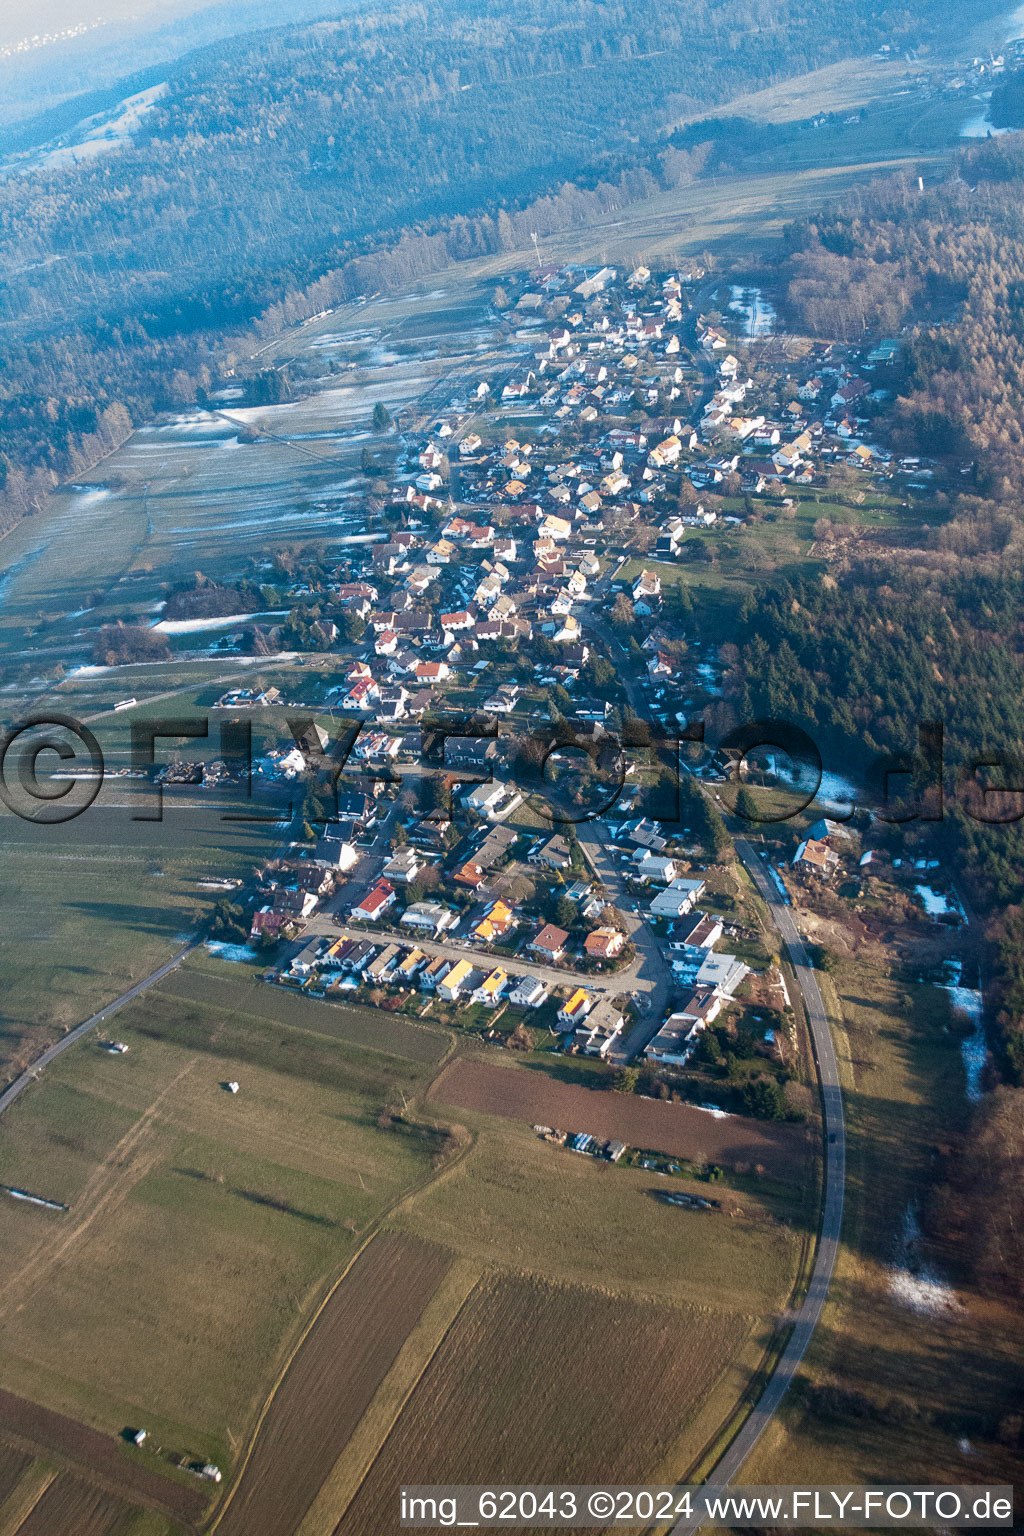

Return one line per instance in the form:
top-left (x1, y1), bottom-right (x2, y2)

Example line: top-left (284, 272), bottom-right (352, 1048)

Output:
top-left (0, 277), bottom-right (502, 701)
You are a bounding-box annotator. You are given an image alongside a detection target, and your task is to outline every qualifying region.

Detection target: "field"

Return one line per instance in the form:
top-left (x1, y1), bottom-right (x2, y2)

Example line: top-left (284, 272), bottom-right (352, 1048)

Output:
top-left (0, 281), bottom-right (501, 696)
top-left (341, 1272), bottom-right (752, 1533)
top-left (213, 1232), bottom-right (451, 1536)
top-left (429, 1057), bottom-right (808, 1183)
top-left (0, 798), bottom-right (281, 1073)
top-left (394, 1105), bottom-right (804, 1315)
top-left (0, 976), bottom-right (452, 1466)
top-left (155, 963), bottom-right (450, 1071)
top-left (12, 1474), bottom-right (147, 1536)
top-left (0, 938), bottom-right (807, 1532)
top-left (0, 1388), bottom-right (204, 1527)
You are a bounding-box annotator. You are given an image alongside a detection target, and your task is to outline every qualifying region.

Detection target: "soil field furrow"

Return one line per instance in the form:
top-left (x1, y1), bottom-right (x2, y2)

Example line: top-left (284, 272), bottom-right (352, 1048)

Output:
top-left (11, 1472), bottom-right (138, 1536)
top-left (429, 1059), bottom-right (806, 1180)
top-left (214, 1231), bottom-right (450, 1536)
top-left (0, 1392), bottom-right (205, 1524)
top-left (0, 1440), bottom-right (32, 1513)
top-left (339, 1273), bottom-right (750, 1535)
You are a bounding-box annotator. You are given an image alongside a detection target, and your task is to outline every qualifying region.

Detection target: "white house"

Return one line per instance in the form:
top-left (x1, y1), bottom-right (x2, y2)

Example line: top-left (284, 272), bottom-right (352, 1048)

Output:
top-left (464, 781), bottom-right (508, 818)
top-left (649, 877), bottom-right (706, 918)
top-left (575, 1000), bottom-right (625, 1057)
top-left (510, 975), bottom-right (549, 1008)
top-left (382, 848), bottom-right (425, 884)
top-left (400, 901), bottom-right (458, 934)
top-left (437, 958), bottom-right (475, 1001)
top-left (694, 952), bottom-right (748, 996)
top-left (631, 850), bottom-right (680, 884)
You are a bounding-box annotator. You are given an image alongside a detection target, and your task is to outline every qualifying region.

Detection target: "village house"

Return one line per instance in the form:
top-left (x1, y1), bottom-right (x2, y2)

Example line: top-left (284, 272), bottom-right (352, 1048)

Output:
top-left (648, 876), bottom-right (706, 917)
top-left (574, 999), bottom-right (625, 1056)
top-left (365, 944), bottom-right (401, 983)
top-left (473, 967), bottom-right (510, 1006)
top-left (672, 912), bottom-right (723, 953)
top-left (420, 954), bottom-right (451, 989)
top-left (792, 837), bottom-right (840, 877)
top-left (529, 834), bottom-right (573, 871)
top-left (473, 900), bottom-right (516, 942)
top-left (400, 901), bottom-right (458, 934)
top-left (351, 879), bottom-right (397, 922)
top-left (584, 926), bottom-right (624, 960)
top-left (437, 958), bottom-right (476, 1002)
top-left (631, 849), bottom-right (680, 884)
top-left (531, 923), bottom-right (570, 961)
top-left (464, 781), bottom-right (509, 818)
top-left (510, 974), bottom-right (549, 1008)
top-left (382, 847), bottom-right (426, 884)
top-left (558, 987), bottom-right (593, 1027)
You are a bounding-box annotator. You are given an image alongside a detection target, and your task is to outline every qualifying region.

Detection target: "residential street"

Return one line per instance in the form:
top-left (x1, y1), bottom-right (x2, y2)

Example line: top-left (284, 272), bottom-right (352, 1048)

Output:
top-left (297, 917), bottom-right (638, 997)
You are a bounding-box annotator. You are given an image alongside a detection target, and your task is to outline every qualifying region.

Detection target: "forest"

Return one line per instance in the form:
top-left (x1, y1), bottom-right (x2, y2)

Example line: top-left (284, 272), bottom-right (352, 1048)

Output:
top-left (0, 0), bottom-right (982, 534)
top-left (731, 141), bottom-right (1024, 1088)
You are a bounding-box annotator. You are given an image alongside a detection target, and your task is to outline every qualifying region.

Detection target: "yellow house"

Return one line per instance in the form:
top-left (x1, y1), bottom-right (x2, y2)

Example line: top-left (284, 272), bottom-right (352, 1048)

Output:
top-left (473, 967), bottom-right (509, 1007)
top-left (475, 900), bottom-right (515, 942)
top-left (558, 988), bottom-right (593, 1026)
top-left (397, 948), bottom-right (426, 979)
top-left (438, 958), bottom-right (474, 1002)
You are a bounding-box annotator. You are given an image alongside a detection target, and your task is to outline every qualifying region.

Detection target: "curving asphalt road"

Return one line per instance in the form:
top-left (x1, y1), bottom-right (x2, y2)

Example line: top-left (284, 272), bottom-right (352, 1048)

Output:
top-left (0, 943), bottom-right (197, 1121)
top-left (670, 836), bottom-right (845, 1533)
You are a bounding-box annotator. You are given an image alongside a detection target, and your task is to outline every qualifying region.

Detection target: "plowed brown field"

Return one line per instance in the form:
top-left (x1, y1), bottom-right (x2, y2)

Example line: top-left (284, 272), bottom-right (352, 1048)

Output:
top-left (214, 1231), bottom-right (450, 1536)
top-left (338, 1273), bottom-right (750, 1534)
top-left (13, 1473), bottom-right (138, 1536)
top-left (0, 1390), bottom-right (205, 1523)
top-left (0, 1439), bottom-right (32, 1508)
top-left (429, 1058), bottom-right (806, 1178)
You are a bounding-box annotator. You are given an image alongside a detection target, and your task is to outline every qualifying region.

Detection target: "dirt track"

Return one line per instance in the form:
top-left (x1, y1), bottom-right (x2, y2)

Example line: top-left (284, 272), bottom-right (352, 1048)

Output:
top-left (429, 1058), bottom-right (807, 1180)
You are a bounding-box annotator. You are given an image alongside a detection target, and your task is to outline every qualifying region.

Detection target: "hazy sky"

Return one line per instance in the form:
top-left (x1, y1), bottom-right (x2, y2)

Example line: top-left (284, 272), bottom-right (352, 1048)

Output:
top-left (0, 0), bottom-right (224, 51)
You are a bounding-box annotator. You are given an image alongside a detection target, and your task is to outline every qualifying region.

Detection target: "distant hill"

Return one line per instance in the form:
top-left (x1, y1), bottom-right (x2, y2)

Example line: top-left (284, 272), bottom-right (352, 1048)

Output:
top-left (0, 0), bottom-right (1003, 533)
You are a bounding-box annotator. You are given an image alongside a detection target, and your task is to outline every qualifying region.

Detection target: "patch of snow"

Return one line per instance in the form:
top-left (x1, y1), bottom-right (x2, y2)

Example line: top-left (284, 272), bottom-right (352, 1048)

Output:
top-left (889, 1203), bottom-right (963, 1316)
top-left (947, 984), bottom-right (986, 1104)
top-left (961, 111), bottom-right (1011, 139)
top-left (204, 941), bottom-right (258, 963)
top-left (729, 285), bottom-right (776, 339)
top-left (152, 610), bottom-right (285, 635)
top-left (4, 85), bottom-right (168, 175)
top-left (916, 884), bottom-right (951, 917)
